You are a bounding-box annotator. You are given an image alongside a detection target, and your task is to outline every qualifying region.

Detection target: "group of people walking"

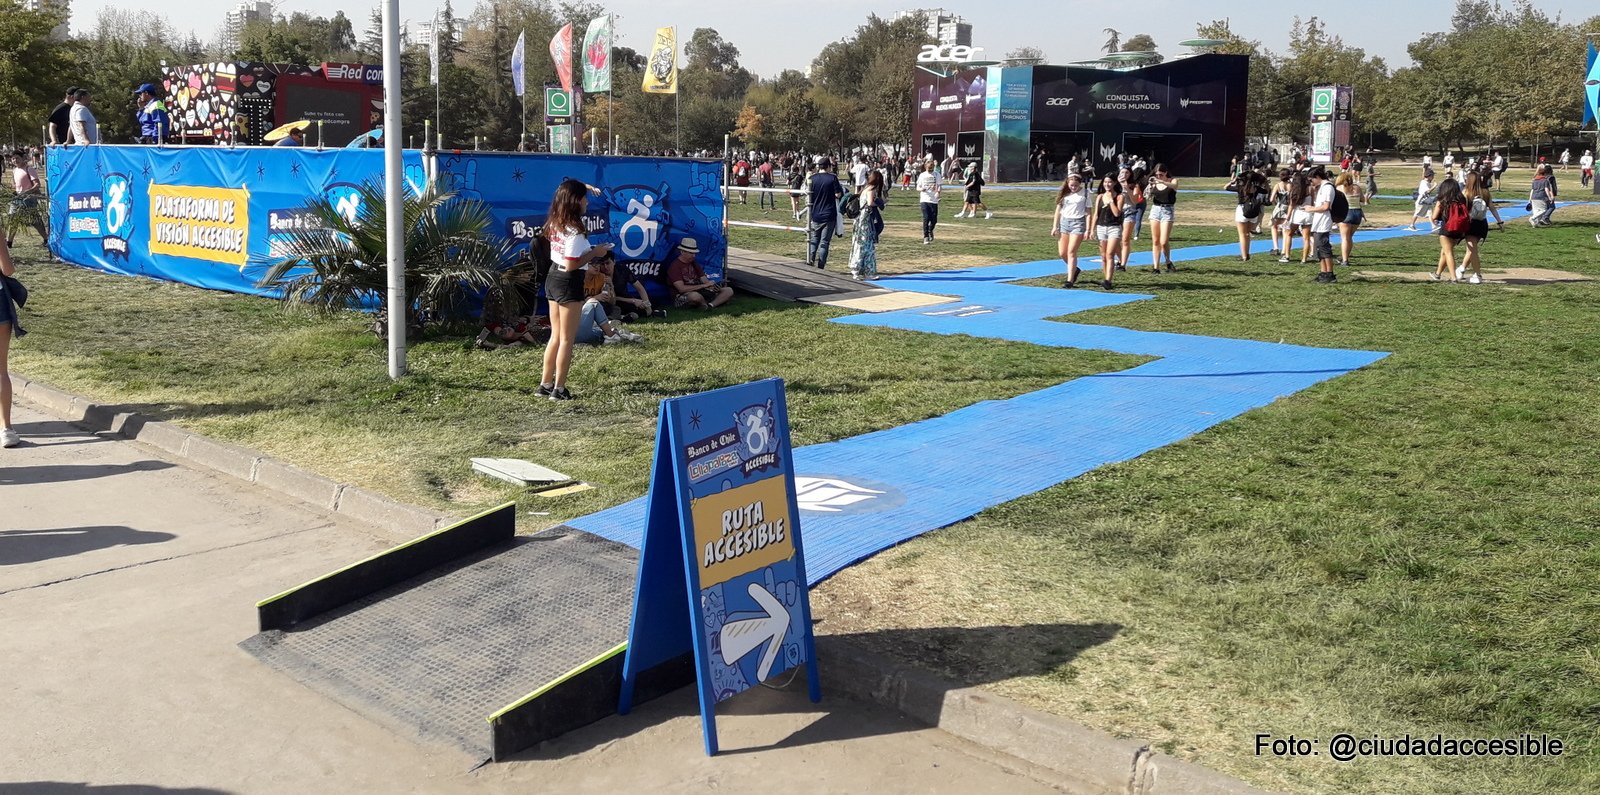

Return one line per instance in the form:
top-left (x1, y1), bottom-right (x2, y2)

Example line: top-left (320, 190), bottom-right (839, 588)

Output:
top-left (1050, 163), bottom-right (1178, 290)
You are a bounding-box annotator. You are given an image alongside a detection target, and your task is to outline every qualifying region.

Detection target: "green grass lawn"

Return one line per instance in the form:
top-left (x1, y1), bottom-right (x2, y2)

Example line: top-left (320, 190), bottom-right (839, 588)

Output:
top-left (811, 207), bottom-right (1600, 794)
top-left (6, 166), bottom-right (1597, 794)
top-left (2, 235), bottom-right (1135, 523)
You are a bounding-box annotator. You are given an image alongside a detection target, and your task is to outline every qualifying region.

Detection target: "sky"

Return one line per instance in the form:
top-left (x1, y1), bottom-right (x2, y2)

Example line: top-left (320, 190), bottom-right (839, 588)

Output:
top-left (67, 0), bottom-right (1600, 76)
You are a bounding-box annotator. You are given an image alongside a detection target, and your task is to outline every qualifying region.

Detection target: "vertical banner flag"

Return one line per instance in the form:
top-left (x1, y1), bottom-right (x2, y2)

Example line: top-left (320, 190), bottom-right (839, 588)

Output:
top-left (617, 378), bottom-right (821, 756)
top-left (428, 16), bottom-right (440, 86)
top-left (1584, 43), bottom-right (1598, 127)
top-left (550, 23), bottom-right (573, 93)
top-left (511, 31), bottom-right (526, 97)
top-left (582, 15), bottom-right (613, 93)
top-left (642, 26), bottom-right (679, 94)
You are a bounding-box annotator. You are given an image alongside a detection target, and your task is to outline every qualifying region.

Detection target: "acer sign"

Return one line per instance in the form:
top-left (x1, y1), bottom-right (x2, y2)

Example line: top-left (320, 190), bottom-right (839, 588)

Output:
top-left (917, 44), bottom-right (985, 63)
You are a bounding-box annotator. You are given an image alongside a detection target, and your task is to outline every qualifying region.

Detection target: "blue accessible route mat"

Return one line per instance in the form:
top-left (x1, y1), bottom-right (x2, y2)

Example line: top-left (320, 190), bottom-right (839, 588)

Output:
top-left (565, 225), bottom-right (1478, 584)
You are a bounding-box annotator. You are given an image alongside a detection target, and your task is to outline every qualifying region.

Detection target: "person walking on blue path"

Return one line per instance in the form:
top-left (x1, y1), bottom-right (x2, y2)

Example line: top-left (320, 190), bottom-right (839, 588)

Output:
top-left (539, 179), bottom-right (613, 401)
top-left (915, 160), bottom-right (941, 244)
top-left (805, 158), bottom-right (845, 269)
top-left (1145, 165), bottom-right (1178, 272)
top-left (1092, 174), bottom-right (1124, 291)
top-left (1052, 172), bottom-right (1091, 288)
top-left (0, 237), bottom-right (24, 448)
top-left (848, 170), bottom-right (886, 281)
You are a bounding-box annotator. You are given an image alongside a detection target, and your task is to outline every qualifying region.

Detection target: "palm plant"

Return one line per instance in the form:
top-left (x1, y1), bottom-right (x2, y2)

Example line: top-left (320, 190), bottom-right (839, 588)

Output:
top-left (256, 181), bottom-right (516, 339)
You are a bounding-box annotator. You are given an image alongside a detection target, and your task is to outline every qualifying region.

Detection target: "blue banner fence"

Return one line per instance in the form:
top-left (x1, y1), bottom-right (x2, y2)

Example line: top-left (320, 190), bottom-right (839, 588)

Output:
top-left (45, 146), bottom-right (725, 304)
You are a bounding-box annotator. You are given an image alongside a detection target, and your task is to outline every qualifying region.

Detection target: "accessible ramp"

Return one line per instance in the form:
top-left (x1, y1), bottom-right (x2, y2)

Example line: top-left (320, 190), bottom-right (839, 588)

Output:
top-left (242, 505), bottom-right (688, 760)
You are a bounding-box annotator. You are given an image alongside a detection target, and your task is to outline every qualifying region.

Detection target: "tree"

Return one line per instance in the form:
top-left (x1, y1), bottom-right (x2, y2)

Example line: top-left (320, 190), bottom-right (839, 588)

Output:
top-left (1194, 19), bottom-right (1280, 139)
top-left (1102, 28), bottom-right (1120, 55)
top-left (0, 2), bottom-right (77, 138)
top-left (1274, 16), bottom-right (1388, 141)
top-left (1003, 46), bottom-right (1046, 67)
top-left (1123, 33), bottom-right (1162, 64)
top-left (257, 183), bottom-right (513, 338)
top-left (805, 13), bottom-right (929, 150)
top-left (732, 104), bottom-right (762, 148)
top-left (75, 10), bottom-right (185, 144)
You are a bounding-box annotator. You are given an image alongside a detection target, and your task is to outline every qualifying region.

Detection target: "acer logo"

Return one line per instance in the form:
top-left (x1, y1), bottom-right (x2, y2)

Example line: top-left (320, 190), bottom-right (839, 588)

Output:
top-left (1044, 97), bottom-right (1073, 107)
top-left (917, 44), bottom-right (985, 63)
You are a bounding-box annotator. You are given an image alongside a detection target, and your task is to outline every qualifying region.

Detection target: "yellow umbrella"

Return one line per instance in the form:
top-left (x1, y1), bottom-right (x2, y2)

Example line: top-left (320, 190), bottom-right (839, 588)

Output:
top-left (263, 119), bottom-right (310, 142)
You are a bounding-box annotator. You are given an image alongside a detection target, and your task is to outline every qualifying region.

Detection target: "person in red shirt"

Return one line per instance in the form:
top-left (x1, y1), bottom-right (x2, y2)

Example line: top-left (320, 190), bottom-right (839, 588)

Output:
top-left (733, 157), bottom-right (751, 204)
top-left (756, 158), bottom-right (776, 212)
top-left (666, 238), bottom-right (733, 309)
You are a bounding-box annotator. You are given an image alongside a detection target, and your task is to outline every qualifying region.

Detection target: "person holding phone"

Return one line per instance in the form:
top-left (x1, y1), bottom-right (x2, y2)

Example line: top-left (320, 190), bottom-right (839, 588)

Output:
top-left (539, 179), bottom-right (613, 401)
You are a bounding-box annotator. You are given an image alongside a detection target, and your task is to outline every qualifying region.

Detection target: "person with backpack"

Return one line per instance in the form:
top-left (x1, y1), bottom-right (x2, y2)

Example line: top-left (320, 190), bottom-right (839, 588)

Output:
top-left (848, 170), bottom-right (887, 281)
top-left (733, 156), bottom-right (751, 204)
top-left (1333, 171), bottom-right (1363, 267)
top-left (958, 163), bottom-right (991, 219)
top-left (1268, 169), bottom-right (1293, 259)
top-left (1307, 167), bottom-right (1338, 283)
top-left (756, 157), bottom-right (776, 212)
top-left (787, 161), bottom-right (807, 220)
top-left (1233, 170), bottom-right (1266, 262)
top-left (1455, 171), bottom-right (1504, 285)
top-left (1529, 164), bottom-right (1557, 227)
top-left (1430, 178), bottom-right (1470, 282)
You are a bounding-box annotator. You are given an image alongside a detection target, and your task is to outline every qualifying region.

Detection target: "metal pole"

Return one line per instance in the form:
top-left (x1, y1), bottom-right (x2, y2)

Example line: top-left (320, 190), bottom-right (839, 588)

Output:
top-left (675, 92), bottom-right (680, 153)
top-left (608, 90), bottom-right (614, 154)
top-left (435, 12), bottom-right (443, 148)
top-left (382, 0), bottom-right (407, 379)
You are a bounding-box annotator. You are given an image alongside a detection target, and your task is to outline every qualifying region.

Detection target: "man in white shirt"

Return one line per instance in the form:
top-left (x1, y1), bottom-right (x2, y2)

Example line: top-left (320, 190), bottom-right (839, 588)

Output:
top-left (849, 156), bottom-right (869, 194)
top-left (1307, 167), bottom-right (1338, 283)
top-left (915, 161), bottom-right (941, 244)
top-left (1580, 150), bottom-right (1594, 188)
top-left (69, 90), bottom-right (98, 146)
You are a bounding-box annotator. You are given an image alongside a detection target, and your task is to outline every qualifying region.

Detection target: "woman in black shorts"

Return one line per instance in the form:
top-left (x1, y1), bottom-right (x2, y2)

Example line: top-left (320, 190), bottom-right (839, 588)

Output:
top-left (538, 179), bottom-right (613, 401)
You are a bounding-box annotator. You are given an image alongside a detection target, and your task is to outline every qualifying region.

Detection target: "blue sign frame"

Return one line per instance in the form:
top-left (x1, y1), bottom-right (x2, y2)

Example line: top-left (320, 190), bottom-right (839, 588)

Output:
top-left (618, 378), bottom-right (821, 756)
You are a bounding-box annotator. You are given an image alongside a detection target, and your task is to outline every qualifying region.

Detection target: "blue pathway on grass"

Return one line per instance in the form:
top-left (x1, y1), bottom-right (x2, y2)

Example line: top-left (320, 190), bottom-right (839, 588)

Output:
top-left (570, 232), bottom-right (1427, 584)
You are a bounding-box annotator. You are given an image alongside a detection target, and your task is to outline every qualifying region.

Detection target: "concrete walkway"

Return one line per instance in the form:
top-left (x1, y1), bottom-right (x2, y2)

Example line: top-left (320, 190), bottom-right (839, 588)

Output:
top-left (0, 405), bottom-right (1062, 794)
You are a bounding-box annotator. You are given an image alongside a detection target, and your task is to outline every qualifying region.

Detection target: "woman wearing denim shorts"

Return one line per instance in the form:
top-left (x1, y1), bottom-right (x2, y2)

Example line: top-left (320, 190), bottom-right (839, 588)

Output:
top-left (1092, 174), bottom-right (1124, 291)
top-left (1146, 165), bottom-right (1178, 271)
top-left (1334, 171), bottom-right (1367, 267)
top-left (1052, 173), bottom-right (1091, 287)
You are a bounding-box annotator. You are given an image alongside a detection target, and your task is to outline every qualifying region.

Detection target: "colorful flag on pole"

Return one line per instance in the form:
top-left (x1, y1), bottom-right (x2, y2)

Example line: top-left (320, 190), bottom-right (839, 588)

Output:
top-left (550, 23), bottom-right (573, 93)
top-left (511, 31), bottom-right (526, 97)
top-left (642, 26), bottom-right (678, 95)
top-left (428, 15), bottom-right (440, 86)
top-left (1584, 42), bottom-right (1598, 127)
top-left (581, 15), bottom-right (613, 93)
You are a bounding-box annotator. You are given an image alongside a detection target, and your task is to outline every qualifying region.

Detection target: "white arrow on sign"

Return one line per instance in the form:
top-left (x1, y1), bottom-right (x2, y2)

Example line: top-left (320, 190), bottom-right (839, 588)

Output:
top-left (718, 583), bottom-right (790, 681)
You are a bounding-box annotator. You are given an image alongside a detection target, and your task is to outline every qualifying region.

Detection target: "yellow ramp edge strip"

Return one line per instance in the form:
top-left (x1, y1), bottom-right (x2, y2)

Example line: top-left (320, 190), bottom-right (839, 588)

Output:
top-left (255, 501), bottom-right (516, 608)
top-left (487, 641), bottom-right (629, 723)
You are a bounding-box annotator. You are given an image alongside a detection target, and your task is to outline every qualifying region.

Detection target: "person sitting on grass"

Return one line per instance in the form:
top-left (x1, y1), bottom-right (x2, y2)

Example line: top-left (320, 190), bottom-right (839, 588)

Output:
top-left (608, 258), bottom-right (656, 321)
top-left (667, 238), bottom-right (733, 310)
top-left (577, 253), bottom-right (643, 345)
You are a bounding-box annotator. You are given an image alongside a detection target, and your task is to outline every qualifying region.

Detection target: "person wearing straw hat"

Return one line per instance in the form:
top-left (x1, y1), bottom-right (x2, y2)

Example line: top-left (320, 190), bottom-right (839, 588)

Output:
top-left (133, 83), bottom-right (170, 144)
top-left (666, 238), bottom-right (732, 310)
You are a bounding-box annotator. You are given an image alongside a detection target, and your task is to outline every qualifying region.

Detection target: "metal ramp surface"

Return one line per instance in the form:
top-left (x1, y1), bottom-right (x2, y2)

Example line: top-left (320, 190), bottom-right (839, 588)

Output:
top-left (726, 247), bottom-right (954, 311)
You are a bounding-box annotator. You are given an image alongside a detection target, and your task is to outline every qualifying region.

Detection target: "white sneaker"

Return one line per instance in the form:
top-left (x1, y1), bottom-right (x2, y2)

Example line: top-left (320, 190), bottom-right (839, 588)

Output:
top-left (622, 330), bottom-right (645, 343)
top-left (1468, 274), bottom-right (1482, 284)
top-left (603, 334), bottom-right (625, 345)
top-left (1455, 265), bottom-right (1465, 279)
top-left (984, 212), bottom-right (993, 219)
top-left (1, 428), bottom-right (18, 448)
